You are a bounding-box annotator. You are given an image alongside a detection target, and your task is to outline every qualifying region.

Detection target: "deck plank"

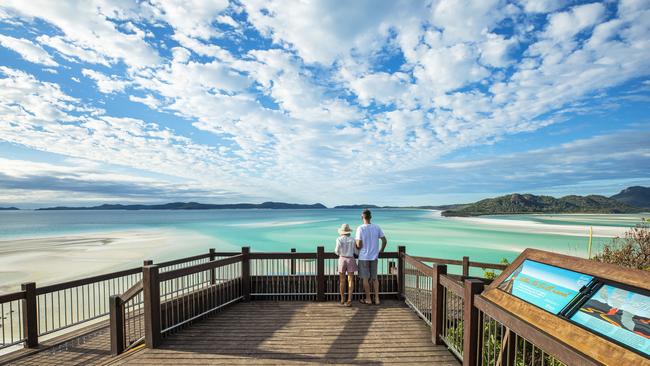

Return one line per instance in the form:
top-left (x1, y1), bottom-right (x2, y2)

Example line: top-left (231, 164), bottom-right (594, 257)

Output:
top-left (109, 300), bottom-right (459, 365)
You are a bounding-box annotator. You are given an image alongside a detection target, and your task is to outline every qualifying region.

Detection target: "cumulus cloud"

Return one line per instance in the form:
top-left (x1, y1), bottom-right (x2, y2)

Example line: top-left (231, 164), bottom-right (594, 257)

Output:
top-left (1, 0), bottom-right (159, 68)
top-left (82, 68), bottom-right (132, 93)
top-left (0, 34), bottom-right (58, 66)
top-left (0, 0), bottom-right (649, 205)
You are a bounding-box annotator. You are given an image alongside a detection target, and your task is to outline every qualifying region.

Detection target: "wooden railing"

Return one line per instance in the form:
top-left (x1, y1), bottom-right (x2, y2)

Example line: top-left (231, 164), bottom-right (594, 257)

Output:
top-left (0, 249), bottom-right (237, 351)
top-left (6, 246), bottom-right (590, 366)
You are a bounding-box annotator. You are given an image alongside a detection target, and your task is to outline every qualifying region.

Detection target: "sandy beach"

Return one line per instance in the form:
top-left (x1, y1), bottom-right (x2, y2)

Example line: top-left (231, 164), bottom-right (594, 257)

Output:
top-left (448, 216), bottom-right (630, 238)
top-left (0, 228), bottom-right (218, 293)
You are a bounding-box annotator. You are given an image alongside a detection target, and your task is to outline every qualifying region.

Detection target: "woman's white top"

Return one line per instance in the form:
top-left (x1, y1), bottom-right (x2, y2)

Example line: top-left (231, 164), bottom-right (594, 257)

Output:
top-left (335, 235), bottom-right (357, 257)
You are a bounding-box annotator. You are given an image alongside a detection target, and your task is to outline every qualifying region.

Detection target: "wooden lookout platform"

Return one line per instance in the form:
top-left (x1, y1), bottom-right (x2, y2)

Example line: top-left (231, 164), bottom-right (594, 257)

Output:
top-left (107, 301), bottom-right (459, 365)
top-left (2, 247), bottom-right (647, 365)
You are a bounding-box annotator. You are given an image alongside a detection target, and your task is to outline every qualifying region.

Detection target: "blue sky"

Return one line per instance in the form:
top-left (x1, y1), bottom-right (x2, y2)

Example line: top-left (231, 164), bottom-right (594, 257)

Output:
top-left (0, 0), bottom-right (649, 208)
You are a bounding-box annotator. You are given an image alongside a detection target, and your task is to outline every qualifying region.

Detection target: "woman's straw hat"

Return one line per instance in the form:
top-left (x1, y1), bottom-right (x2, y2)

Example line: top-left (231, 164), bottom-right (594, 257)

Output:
top-left (338, 223), bottom-right (352, 235)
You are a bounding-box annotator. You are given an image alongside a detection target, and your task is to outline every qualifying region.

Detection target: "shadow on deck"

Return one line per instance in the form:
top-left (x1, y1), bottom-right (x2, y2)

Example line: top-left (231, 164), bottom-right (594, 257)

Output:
top-left (109, 300), bottom-right (458, 365)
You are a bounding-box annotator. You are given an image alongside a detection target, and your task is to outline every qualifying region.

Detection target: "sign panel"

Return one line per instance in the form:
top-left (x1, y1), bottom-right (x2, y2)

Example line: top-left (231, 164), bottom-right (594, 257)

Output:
top-left (498, 259), bottom-right (593, 314)
top-left (571, 285), bottom-right (650, 356)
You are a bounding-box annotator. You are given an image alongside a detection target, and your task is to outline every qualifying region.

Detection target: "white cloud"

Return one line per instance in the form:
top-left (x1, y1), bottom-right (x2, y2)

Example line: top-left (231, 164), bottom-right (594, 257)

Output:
top-left (241, 0), bottom-right (427, 65)
top-left (480, 33), bottom-right (517, 68)
top-left (82, 69), bottom-right (129, 93)
top-left (1, 1), bottom-right (649, 204)
top-left (432, 0), bottom-right (505, 44)
top-left (545, 3), bottom-right (606, 41)
top-left (346, 72), bottom-right (410, 106)
top-left (518, 0), bottom-right (564, 14)
top-left (36, 35), bottom-right (110, 66)
top-left (1, 0), bottom-right (160, 68)
top-left (129, 94), bottom-right (161, 109)
top-left (0, 34), bottom-right (58, 66)
top-left (414, 42), bottom-right (489, 94)
top-left (146, 0), bottom-right (229, 39)
top-left (0, 67), bottom-right (237, 189)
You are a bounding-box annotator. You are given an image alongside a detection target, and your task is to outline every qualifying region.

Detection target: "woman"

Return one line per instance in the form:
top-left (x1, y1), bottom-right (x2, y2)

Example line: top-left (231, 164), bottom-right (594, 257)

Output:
top-left (334, 223), bottom-right (358, 306)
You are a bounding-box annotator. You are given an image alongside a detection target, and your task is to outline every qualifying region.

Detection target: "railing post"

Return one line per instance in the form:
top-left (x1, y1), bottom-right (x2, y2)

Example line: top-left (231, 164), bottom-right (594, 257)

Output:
top-left (109, 295), bottom-right (124, 355)
top-left (431, 264), bottom-right (447, 345)
top-left (462, 256), bottom-right (470, 277)
top-left (316, 246), bottom-right (325, 301)
top-left (290, 248), bottom-right (296, 275)
top-left (241, 247), bottom-right (250, 301)
top-left (463, 279), bottom-right (484, 366)
top-left (143, 265), bottom-right (161, 348)
top-left (397, 246), bottom-right (406, 299)
top-left (143, 259), bottom-right (153, 266)
top-left (209, 248), bottom-right (216, 285)
top-left (21, 282), bottom-right (38, 348)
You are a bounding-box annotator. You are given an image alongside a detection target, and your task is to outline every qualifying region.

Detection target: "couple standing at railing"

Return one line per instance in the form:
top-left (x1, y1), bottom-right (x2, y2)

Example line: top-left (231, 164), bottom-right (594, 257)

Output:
top-left (334, 209), bottom-right (387, 307)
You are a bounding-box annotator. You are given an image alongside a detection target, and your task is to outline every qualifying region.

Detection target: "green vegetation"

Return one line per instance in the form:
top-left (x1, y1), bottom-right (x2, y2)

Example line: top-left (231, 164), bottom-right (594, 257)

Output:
top-left (442, 193), bottom-right (640, 217)
top-left (483, 258), bottom-right (510, 280)
top-left (592, 219), bottom-right (650, 271)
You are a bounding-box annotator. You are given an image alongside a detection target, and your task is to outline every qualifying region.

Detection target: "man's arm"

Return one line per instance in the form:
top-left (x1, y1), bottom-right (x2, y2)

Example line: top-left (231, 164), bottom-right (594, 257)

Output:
top-left (379, 236), bottom-right (387, 253)
top-left (356, 239), bottom-right (363, 249)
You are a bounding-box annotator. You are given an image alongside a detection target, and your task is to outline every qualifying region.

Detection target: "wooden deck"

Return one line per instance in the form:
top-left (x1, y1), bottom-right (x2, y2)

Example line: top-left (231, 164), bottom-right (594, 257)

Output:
top-left (0, 324), bottom-right (112, 366)
top-left (108, 300), bottom-right (459, 365)
top-left (0, 300), bottom-right (458, 365)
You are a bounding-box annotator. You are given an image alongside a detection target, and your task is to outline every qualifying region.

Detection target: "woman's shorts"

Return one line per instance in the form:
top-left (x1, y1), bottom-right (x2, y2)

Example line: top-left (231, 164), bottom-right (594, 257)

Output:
top-left (338, 256), bottom-right (358, 274)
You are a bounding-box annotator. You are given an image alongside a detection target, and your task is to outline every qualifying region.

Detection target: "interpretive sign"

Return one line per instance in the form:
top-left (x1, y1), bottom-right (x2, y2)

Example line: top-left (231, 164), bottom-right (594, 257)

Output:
top-left (571, 285), bottom-right (650, 356)
top-left (498, 259), bottom-right (593, 314)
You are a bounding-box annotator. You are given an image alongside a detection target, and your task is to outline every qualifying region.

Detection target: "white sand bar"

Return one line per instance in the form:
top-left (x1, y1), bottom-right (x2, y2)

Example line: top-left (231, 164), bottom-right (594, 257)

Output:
top-left (0, 228), bottom-right (216, 293)
top-left (449, 216), bottom-right (630, 238)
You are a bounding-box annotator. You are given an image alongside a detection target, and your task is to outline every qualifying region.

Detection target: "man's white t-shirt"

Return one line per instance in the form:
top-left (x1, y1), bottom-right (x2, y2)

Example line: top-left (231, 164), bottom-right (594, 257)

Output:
top-left (355, 223), bottom-right (385, 261)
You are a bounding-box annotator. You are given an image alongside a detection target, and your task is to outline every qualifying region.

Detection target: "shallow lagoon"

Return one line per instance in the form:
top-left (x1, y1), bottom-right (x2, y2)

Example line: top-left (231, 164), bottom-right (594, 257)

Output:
top-left (0, 209), bottom-right (645, 290)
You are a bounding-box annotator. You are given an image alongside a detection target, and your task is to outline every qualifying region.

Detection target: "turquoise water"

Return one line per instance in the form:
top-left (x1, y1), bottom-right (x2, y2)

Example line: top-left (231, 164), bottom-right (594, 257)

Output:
top-left (0, 209), bottom-right (644, 271)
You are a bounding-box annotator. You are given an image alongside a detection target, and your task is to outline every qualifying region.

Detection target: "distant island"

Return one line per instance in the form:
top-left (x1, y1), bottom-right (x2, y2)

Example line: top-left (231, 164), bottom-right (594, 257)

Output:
top-left (37, 202), bottom-right (327, 210)
top-left (18, 185), bottom-right (650, 213)
top-left (0, 207), bottom-right (19, 210)
top-left (442, 192), bottom-right (643, 217)
top-left (610, 186), bottom-right (650, 209)
top-left (333, 204), bottom-right (380, 209)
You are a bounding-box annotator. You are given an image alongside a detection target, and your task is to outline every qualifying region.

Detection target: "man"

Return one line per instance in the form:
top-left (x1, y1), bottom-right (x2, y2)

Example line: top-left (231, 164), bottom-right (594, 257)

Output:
top-left (355, 209), bottom-right (387, 305)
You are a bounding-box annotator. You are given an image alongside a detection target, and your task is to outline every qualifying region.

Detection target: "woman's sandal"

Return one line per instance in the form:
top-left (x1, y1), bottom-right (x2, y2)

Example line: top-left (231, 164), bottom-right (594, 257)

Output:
top-left (344, 301), bottom-right (352, 307)
top-left (359, 298), bottom-right (372, 305)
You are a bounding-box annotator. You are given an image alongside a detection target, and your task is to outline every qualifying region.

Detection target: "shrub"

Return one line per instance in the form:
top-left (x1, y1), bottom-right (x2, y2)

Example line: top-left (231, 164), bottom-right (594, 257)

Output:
top-left (592, 219), bottom-right (650, 271)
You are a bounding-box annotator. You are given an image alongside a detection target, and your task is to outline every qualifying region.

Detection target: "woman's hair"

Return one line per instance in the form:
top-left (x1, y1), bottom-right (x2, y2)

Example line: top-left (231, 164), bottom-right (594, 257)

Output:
top-left (362, 209), bottom-right (372, 220)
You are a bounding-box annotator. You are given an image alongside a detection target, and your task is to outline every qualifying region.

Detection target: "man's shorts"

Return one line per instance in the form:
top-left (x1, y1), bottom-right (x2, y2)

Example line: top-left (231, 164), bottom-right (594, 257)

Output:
top-left (358, 259), bottom-right (378, 280)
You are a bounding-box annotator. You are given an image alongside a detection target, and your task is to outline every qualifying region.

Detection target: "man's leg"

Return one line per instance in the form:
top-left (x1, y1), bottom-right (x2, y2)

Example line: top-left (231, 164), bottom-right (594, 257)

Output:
top-left (371, 260), bottom-right (380, 305)
top-left (359, 260), bottom-right (372, 303)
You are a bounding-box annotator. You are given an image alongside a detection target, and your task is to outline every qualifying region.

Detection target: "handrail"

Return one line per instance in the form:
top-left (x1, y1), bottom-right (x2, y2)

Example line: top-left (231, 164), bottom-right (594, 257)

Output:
top-left (0, 290), bottom-right (25, 303)
top-left (250, 252), bottom-right (316, 260)
top-left (404, 254), bottom-right (434, 273)
top-left (439, 274), bottom-right (464, 297)
top-left (411, 255), bottom-right (506, 271)
top-left (156, 251), bottom-right (237, 267)
top-left (35, 267), bottom-right (142, 295)
top-left (119, 280), bottom-right (143, 302)
top-left (158, 255), bottom-right (243, 281)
